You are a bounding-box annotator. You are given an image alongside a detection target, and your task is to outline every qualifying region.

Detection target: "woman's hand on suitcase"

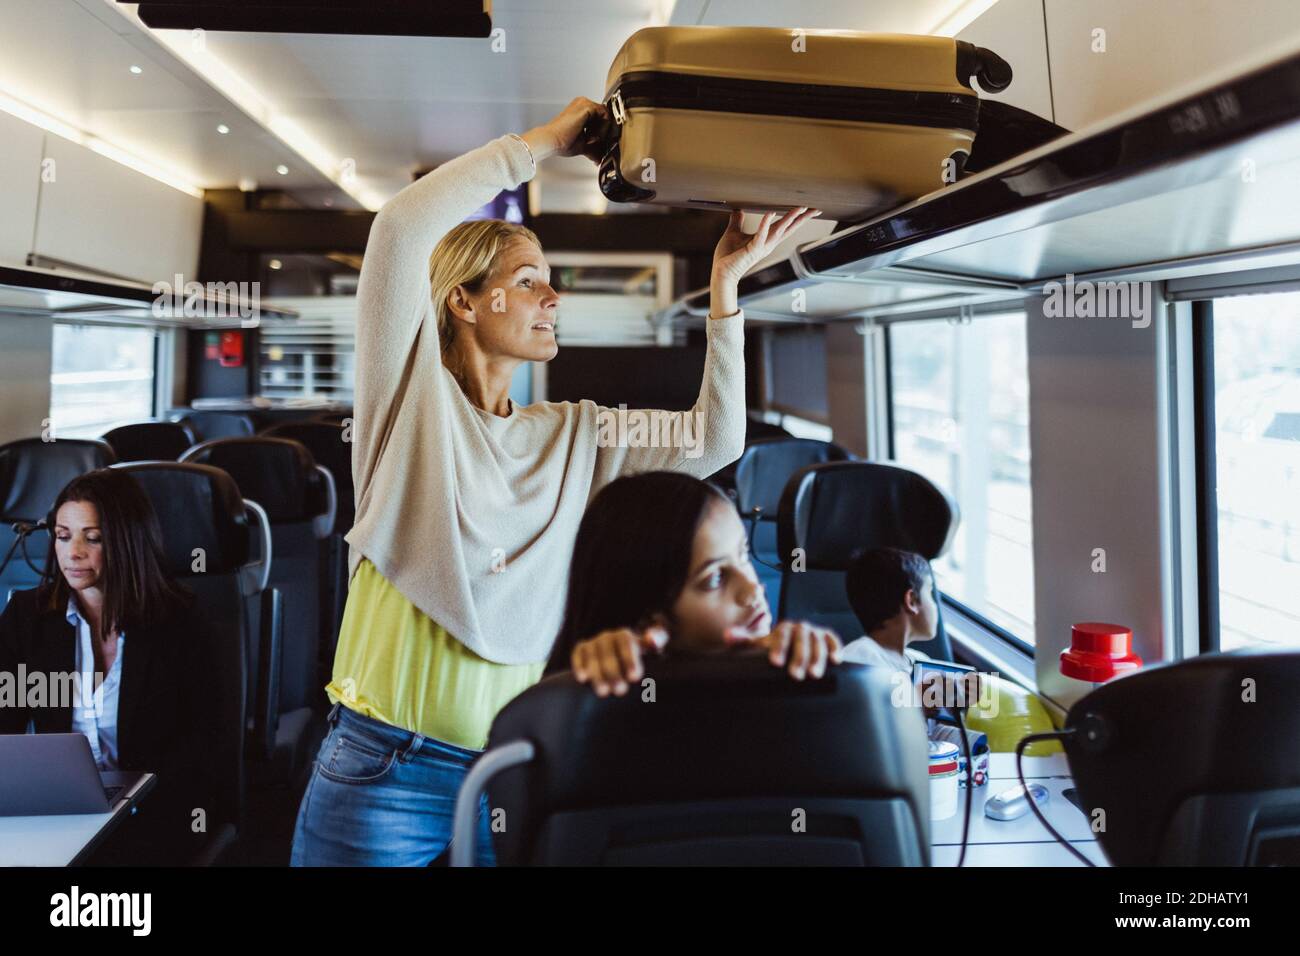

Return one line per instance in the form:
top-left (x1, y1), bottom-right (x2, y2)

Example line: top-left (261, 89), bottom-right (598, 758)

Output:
top-left (571, 623), bottom-right (670, 697)
top-left (520, 97), bottom-right (610, 164)
top-left (711, 207), bottom-right (822, 285)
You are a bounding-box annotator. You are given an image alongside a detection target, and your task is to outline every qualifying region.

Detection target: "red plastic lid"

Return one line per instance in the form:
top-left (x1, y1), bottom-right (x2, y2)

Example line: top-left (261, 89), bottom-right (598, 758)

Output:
top-left (1060, 622), bottom-right (1142, 682)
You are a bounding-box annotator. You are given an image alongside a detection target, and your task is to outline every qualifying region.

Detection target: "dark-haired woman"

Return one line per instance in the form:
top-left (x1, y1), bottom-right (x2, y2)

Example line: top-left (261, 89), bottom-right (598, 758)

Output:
top-left (0, 468), bottom-right (222, 865)
top-left (549, 471), bottom-right (843, 692)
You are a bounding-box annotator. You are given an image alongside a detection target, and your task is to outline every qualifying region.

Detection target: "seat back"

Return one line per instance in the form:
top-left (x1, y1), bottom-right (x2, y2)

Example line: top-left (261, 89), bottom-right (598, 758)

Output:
top-left (0, 438), bottom-right (117, 606)
top-left (102, 421), bottom-right (196, 462)
top-left (259, 421), bottom-right (353, 534)
top-left (108, 461), bottom-right (252, 840)
top-left (179, 437), bottom-right (335, 734)
top-left (777, 461), bottom-right (958, 659)
top-left (178, 411), bottom-right (255, 442)
top-left (260, 420), bottom-right (354, 660)
top-left (732, 438), bottom-right (851, 612)
top-left (484, 656), bottom-right (930, 866)
top-left (1064, 651), bottom-right (1300, 866)
top-left (707, 417), bottom-right (795, 498)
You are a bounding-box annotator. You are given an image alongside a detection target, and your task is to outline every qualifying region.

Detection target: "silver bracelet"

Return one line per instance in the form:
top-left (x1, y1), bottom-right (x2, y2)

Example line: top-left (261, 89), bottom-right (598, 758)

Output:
top-left (507, 132), bottom-right (536, 173)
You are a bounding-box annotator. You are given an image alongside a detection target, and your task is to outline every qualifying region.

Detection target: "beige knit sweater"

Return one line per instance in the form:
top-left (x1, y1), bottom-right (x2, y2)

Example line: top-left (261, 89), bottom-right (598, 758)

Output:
top-left (344, 133), bottom-right (747, 664)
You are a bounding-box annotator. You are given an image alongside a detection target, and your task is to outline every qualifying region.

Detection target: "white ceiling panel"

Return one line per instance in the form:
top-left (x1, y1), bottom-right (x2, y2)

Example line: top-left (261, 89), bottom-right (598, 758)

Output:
top-left (0, 0), bottom-right (972, 210)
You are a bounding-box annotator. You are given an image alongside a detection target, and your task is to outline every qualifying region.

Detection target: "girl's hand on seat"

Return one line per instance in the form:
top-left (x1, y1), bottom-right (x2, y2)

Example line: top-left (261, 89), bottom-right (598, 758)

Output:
top-left (758, 621), bottom-right (843, 680)
top-left (571, 624), bottom-right (669, 697)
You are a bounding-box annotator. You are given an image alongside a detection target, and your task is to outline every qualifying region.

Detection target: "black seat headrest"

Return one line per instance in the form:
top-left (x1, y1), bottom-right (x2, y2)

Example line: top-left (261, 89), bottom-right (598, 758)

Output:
top-left (735, 438), bottom-right (850, 518)
top-left (260, 421), bottom-right (350, 475)
top-left (180, 436), bottom-right (328, 522)
top-left (178, 411), bottom-right (255, 442)
top-left (1065, 651), bottom-right (1300, 865)
top-left (101, 421), bottom-right (196, 462)
top-left (110, 461), bottom-right (250, 576)
top-left (0, 438), bottom-right (117, 521)
top-left (778, 461), bottom-right (958, 569)
top-left (486, 655), bottom-right (929, 862)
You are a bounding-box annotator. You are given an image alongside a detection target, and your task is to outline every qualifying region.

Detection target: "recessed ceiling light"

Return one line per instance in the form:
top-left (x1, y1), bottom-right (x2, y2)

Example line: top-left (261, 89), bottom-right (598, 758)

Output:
top-left (269, 259), bottom-right (283, 270)
top-left (129, 65), bottom-right (143, 75)
top-left (217, 124), bottom-right (230, 135)
top-left (276, 164), bottom-right (289, 175)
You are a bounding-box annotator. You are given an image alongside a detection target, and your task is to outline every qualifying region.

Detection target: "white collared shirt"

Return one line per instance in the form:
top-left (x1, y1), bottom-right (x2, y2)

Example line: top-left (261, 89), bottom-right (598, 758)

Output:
top-left (67, 596), bottom-right (125, 771)
top-left (840, 635), bottom-right (928, 675)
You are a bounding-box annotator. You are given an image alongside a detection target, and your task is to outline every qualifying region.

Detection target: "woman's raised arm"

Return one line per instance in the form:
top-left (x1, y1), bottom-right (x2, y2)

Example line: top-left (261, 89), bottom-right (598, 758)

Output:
top-left (352, 137), bottom-right (535, 420)
top-left (595, 207), bottom-right (821, 480)
top-left (354, 98), bottom-right (608, 412)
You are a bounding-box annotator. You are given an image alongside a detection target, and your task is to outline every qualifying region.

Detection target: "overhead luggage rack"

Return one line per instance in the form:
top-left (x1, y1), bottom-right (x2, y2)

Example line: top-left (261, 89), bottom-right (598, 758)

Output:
top-left (658, 38), bottom-right (1300, 326)
top-left (0, 264), bottom-right (297, 327)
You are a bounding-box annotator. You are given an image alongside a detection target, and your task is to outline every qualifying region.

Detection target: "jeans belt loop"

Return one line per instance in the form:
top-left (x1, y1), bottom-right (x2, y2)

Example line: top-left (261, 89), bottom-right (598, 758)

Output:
top-left (399, 733), bottom-right (426, 764)
top-left (327, 701), bottom-right (341, 725)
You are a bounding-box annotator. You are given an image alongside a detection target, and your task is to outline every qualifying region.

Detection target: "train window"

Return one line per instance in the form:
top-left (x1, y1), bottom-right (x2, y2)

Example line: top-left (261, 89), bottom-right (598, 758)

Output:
top-left (49, 323), bottom-right (158, 439)
top-left (1207, 290), bottom-right (1300, 650)
top-left (887, 311), bottom-right (1034, 644)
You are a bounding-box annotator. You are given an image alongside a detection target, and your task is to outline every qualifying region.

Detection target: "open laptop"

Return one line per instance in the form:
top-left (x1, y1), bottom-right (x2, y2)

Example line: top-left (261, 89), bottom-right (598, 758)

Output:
top-left (0, 733), bottom-right (147, 816)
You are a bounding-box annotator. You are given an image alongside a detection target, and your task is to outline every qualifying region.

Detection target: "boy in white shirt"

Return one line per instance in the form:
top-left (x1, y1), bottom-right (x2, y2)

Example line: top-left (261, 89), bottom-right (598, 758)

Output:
top-left (840, 546), bottom-right (937, 676)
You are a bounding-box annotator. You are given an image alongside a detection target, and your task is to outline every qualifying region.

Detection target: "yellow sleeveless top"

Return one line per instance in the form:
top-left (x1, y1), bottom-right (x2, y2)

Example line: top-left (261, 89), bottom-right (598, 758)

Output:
top-left (325, 558), bottom-right (545, 750)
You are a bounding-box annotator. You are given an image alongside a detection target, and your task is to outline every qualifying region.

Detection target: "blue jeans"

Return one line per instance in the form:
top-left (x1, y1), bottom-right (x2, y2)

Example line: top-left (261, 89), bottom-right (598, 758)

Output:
top-left (290, 703), bottom-right (496, 866)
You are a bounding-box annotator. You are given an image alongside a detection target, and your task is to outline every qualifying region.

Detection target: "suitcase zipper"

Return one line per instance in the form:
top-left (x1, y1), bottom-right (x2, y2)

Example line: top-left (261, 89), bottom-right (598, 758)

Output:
top-left (607, 70), bottom-right (979, 132)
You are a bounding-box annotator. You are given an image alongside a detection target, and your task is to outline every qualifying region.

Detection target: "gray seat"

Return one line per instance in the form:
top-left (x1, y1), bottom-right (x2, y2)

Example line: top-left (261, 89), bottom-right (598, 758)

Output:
top-left (260, 420), bottom-right (354, 662)
top-left (732, 438), bottom-right (852, 614)
top-left (777, 461), bottom-right (959, 660)
top-left (1065, 650), bottom-right (1300, 865)
top-left (452, 655), bottom-right (930, 866)
top-left (109, 461), bottom-right (272, 865)
top-left (102, 421), bottom-right (196, 462)
top-left (179, 436), bottom-right (335, 788)
top-left (177, 411), bottom-right (256, 442)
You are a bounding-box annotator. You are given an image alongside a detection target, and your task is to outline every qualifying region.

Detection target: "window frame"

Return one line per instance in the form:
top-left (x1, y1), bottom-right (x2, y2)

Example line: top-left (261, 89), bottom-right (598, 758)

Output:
top-left (1191, 300), bottom-right (1222, 654)
top-left (1189, 283), bottom-right (1300, 655)
top-left (49, 320), bottom-right (161, 438)
top-left (882, 308), bottom-right (1036, 654)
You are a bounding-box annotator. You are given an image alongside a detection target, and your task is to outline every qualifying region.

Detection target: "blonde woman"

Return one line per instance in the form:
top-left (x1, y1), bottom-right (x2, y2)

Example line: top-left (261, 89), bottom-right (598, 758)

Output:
top-left (289, 97), bottom-right (819, 866)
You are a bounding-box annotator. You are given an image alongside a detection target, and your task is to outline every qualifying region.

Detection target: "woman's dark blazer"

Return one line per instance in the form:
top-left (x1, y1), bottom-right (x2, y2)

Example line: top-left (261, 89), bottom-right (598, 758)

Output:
top-left (0, 585), bottom-right (235, 863)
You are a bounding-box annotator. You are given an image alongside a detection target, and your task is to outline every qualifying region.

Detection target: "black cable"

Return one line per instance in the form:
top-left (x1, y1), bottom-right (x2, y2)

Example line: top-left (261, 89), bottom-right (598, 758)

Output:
top-left (953, 702), bottom-right (973, 868)
top-left (0, 529), bottom-right (23, 580)
top-left (19, 527), bottom-right (45, 576)
top-left (1015, 730), bottom-right (1095, 866)
top-left (744, 508), bottom-right (784, 572)
top-left (0, 521), bottom-right (46, 580)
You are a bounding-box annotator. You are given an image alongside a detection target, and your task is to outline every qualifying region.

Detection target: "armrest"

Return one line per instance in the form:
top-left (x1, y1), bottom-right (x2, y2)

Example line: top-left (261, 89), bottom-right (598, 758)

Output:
top-left (311, 465), bottom-right (338, 540)
top-left (251, 586), bottom-right (283, 762)
top-left (238, 499), bottom-right (273, 598)
top-left (450, 740), bottom-right (535, 867)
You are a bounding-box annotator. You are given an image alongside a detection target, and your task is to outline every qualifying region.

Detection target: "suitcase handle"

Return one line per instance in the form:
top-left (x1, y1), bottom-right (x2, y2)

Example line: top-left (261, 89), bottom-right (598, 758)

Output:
top-left (956, 41), bottom-right (1013, 94)
top-left (580, 98), bottom-right (622, 163)
top-left (972, 45), bottom-right (1013, 93)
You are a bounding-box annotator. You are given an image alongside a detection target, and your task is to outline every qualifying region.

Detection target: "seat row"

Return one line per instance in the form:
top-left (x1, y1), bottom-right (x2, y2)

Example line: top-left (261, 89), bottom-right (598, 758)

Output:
top-left (0, 418), bottom-right (355, 861)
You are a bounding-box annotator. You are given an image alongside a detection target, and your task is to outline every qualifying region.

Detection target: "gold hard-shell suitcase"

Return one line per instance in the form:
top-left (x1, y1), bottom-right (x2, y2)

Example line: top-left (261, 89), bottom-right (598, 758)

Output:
top-left (581, 27), bottom-right (1059, 223)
